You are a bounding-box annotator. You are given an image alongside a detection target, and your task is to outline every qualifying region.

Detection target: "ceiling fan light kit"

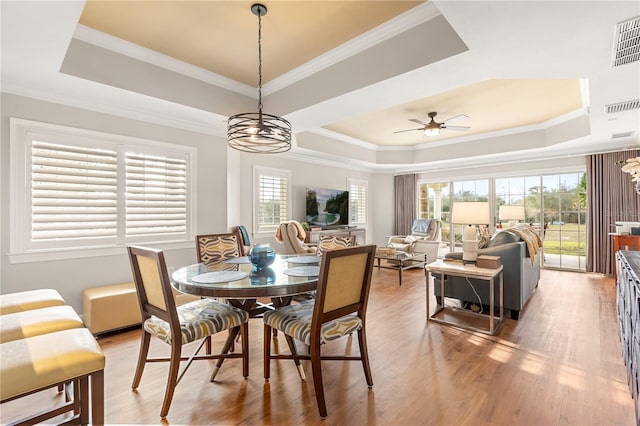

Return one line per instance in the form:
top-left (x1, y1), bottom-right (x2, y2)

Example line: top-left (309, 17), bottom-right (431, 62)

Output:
top-left (227, 3), bottom-right (292, 154)
top-left (395, 111), bottom-right (470, 137)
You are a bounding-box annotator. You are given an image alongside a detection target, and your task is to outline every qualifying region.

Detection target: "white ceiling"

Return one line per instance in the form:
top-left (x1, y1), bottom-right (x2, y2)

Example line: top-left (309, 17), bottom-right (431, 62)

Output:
top-left (2, 1), bottom-right (639, 173)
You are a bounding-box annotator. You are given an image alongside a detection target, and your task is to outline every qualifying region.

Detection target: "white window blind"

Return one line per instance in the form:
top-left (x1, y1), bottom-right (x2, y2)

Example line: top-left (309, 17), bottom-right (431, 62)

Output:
top-left (349, 179), bottom-right (368, 225)
top-left (125, 152), bottom-right (187, 237)
top-left (254, 167), bottom-right (291, 233)
top-left (10, 118), bottom-right (196, 263)
top-left (31, 141), bottom-right (118, 242)
top-left (259, 175), bottom-right (288, 226)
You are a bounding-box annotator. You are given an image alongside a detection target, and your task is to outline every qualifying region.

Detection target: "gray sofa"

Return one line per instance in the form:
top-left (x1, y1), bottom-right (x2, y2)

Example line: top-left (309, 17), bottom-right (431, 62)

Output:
top-left (433, 231), bottom-right (541, 320)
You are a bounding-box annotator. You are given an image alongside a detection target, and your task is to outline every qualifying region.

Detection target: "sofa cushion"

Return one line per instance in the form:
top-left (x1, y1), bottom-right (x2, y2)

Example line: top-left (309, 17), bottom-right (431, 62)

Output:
top-left (486, 230), bottom-right (521, 248)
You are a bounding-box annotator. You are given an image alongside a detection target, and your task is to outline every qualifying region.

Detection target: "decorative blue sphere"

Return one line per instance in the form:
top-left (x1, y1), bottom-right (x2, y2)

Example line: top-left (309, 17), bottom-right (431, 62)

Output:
top-left (249, 244), bottom-right (276, 268)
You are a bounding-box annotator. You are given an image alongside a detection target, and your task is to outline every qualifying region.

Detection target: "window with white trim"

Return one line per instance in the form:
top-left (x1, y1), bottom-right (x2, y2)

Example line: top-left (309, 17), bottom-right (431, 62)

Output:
top-left (10, 118), bottom-right (196, 263)
top-left (254, 166), bottom-right (290, 234)
top-left (348, 179), bottom-right (368, 226)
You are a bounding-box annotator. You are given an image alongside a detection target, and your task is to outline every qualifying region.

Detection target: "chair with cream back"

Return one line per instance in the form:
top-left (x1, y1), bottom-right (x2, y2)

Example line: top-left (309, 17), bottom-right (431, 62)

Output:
top-left (127, 245), bottom-right (249, 420)
top-left (263, 244), bottom-right (377, 418)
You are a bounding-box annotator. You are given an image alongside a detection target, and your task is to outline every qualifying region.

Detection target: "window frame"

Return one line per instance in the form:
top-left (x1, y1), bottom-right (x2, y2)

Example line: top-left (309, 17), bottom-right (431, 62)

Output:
top-left (9, 118), bottom-right (197, 264)
top-left (253, 166), bottom-right (291, 236)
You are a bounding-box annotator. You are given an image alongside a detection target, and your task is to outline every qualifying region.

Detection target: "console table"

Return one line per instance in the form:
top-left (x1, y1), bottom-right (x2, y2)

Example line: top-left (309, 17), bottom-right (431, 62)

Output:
top-left (306, 227), bottom-right (366, 245)
top-left (426, 259), bottom-right (504, 335)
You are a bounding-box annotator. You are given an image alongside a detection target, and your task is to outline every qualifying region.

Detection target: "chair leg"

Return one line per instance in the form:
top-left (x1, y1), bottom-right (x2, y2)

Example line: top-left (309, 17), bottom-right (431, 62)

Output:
top-left (284, 334), bottom-right (306, 380)
top-left (358, 328), bottom-right (373, 387)
top-left (241, 322), bottom-right (249, 378)
top-left (310, 341), bottom-right (328, 419)
top-left (206, 335), bottom-right (212, 355)
top-left (210, 326), bottom-right (240, 381)
top-left (160, 342), bottom-right (182, 419)
top-left (132, 331), bottom-right (151, 389)
top-left (264, 324), bottom-right (272, 380)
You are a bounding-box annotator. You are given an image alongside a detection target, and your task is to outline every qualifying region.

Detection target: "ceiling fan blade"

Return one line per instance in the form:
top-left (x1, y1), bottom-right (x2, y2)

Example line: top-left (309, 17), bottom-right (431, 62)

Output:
top-left (393, 128), bottom-right (423, 134)
top-left (408, 118), bottom-right (427, 126)
top-left (442, 114), bottom-right (469, 124)
top-left (444, 125), bottom-right (470, 131)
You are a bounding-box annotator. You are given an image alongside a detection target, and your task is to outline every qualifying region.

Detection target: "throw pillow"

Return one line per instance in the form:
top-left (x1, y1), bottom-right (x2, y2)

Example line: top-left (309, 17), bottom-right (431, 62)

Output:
top-left (477, 232), bottom-right (491, 249)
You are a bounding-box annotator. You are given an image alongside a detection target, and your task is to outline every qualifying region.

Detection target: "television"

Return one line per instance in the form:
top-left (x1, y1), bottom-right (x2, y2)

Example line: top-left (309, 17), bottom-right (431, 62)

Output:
top-left (305, 187), bottom-right (349, 227)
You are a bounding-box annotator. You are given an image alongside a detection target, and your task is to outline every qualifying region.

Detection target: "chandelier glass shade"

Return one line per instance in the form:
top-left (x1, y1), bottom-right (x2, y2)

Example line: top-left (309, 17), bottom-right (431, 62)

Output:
top-left (227, 3), bottom-right (292, 154)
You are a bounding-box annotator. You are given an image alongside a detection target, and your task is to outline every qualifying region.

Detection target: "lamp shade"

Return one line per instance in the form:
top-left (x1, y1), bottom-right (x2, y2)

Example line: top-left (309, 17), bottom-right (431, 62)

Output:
top-left (451, 201), bottom-right (490, 225)
top-left (498, 205), bottom-right (525, 221)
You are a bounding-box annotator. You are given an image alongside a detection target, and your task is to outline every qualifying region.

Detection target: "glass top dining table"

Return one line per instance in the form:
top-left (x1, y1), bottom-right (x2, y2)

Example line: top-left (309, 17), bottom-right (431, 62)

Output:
top-left (171, 254), bottom-right (320, 313)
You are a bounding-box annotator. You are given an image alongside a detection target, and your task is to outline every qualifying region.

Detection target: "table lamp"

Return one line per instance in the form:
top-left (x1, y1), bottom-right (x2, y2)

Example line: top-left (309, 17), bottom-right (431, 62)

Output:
top-left (451, 201), bottom-right (490, 263)
top-left (499, 205), bottom-right (525, 228)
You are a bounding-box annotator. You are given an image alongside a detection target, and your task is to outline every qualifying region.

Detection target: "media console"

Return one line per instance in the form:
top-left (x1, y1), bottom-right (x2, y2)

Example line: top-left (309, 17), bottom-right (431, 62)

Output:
top-left (306, 227), bottom-right (366, 245)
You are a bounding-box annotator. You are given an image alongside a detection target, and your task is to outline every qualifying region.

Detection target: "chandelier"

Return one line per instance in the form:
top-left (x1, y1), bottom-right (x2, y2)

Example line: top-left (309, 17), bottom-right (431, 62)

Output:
top-left (227, 3), bottom-right (292, 154)
top-left (622, 157), bottom-right (640, 194)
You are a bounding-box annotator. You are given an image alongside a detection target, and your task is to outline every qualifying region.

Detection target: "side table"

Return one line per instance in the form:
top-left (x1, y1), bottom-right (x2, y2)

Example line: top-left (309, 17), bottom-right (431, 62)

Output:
top-left (426, 259), bottom-right (504, 335)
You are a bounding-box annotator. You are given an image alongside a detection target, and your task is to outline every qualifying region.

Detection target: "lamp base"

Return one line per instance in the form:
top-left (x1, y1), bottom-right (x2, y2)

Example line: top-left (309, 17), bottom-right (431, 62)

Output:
top-left (462, 240), bottom-right (478, 263)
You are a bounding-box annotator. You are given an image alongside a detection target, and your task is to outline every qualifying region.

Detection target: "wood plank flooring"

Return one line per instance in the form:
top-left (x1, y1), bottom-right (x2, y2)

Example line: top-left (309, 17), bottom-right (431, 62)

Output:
top-left (1, 268), bottom-right (635, 425)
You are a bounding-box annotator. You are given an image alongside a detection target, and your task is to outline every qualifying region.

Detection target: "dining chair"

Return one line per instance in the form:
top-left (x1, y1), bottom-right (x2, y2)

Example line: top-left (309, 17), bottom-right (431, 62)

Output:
top-left (234, 225), bottom-right (251, 256)
top-left (196, 233), bottom-right (243, 265)
top-left (127, 245), bottom-right (249, 420)
top-left (315, 234), bottom-right (355, 256)
top-left (263, 244), bottom-right (377, 418)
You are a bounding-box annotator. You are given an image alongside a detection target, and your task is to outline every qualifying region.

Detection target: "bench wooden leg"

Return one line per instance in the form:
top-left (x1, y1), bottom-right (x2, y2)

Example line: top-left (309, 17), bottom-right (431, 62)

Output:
top-left (91, 369), bottom-right (105, 425)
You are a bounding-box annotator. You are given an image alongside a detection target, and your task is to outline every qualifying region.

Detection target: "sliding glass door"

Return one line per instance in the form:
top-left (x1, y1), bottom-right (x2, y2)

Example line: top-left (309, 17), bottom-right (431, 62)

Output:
top-left (418, 170), bottom-right (587, 271)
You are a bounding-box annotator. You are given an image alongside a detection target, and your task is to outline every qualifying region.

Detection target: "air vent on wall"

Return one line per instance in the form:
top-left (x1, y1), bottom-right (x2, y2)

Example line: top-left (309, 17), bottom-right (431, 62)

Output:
top-left (612, 131), bottom-right (634, 139)
top-left (612, 16), bottom-right (640, 67)
top-left (605, 99), bottom-right (640, 114)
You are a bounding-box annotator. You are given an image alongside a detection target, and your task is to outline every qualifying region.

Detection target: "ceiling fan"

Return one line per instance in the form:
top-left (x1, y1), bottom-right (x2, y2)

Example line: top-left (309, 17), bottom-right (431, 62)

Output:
top-left (394, 111), bottom-right (470, 136)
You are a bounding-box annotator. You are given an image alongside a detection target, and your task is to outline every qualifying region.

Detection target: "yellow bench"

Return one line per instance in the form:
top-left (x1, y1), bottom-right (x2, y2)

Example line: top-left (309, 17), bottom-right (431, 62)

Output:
top-left (0, 305), bottom-right (84, 343)
top-left (0, 328), bottom-right (105, 425)
top-left (83, 282), bottom-right (199, 335)
top-left (0, 289), bottom-right (64, 315)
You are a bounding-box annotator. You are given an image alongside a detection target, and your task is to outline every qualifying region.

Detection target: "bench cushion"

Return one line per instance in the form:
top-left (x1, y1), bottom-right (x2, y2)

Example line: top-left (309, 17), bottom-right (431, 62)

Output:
top-left (0, 328), bottom-right (105, 401)
top-left (0, 289), bottom-right (64, 315)
top-left (0, 305), bottom-right (83, 343)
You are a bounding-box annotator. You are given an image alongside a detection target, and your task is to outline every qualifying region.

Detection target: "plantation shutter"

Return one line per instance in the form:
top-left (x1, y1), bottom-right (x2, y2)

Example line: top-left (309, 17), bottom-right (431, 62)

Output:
top-left (259, 174), bottom-right (288, 227)
top-left (125, 152), bottom-right (188, 237)
top-left (350, 181), bottom-right (367, 225)
top-left (31, 141), bottom-right (118, 242)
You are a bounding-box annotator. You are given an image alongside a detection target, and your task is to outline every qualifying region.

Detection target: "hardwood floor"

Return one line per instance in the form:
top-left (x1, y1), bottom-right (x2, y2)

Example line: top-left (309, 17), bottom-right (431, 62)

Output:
top-left (1, 268), bottom-right (635, 425)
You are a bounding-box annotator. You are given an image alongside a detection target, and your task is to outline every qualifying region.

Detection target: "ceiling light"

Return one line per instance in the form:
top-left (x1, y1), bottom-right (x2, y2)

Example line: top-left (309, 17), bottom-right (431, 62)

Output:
top-left (227, 4), bottom-right (291, 154)
top-left (424, 127), bottom-right (440, 137)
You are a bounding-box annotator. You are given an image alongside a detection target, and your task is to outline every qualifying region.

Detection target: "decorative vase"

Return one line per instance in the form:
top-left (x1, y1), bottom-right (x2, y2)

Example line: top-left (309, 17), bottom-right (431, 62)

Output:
top-left (249, 243), bottom-right (276, 269)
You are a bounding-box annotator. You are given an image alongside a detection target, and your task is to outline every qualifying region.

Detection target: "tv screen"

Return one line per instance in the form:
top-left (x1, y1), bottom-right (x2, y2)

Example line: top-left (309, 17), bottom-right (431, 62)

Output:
top-left (305, 187), bottom-right (349, 227)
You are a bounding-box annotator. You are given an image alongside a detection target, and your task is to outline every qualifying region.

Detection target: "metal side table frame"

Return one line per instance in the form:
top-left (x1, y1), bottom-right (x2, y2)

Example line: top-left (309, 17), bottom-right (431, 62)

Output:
top-left (426, 259), bottom-right (504, 335)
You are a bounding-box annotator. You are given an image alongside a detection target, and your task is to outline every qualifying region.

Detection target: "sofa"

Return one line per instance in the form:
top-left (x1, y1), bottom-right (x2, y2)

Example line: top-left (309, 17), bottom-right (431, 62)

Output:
top-left (433, 229), bottom-right (541, 320)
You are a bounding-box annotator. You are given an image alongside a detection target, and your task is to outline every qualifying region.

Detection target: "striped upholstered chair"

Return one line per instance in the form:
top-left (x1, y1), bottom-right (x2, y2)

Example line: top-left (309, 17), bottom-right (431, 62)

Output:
top-left (127, 245), bottom-right (249, 420)
top-left (263, 244), bottom-right (377, 418)
top-left (196, 233), bottom-right (243, 266)
top-left (315, 234), bottom-right (355, 257)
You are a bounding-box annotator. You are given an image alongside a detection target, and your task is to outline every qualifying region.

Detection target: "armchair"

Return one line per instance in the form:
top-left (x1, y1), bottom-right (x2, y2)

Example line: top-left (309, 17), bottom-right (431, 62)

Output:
top-left (387, 219), bottom-right (442, 263)
top-left (275, 221), bottom-right (317, 255)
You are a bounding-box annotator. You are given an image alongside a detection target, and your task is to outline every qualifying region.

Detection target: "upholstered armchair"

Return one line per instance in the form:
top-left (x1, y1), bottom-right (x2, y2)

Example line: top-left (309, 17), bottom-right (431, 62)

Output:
top-left (275, 221), bottom-right (317, 255)
top-left (387, 219), bottom-right (442, 263)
